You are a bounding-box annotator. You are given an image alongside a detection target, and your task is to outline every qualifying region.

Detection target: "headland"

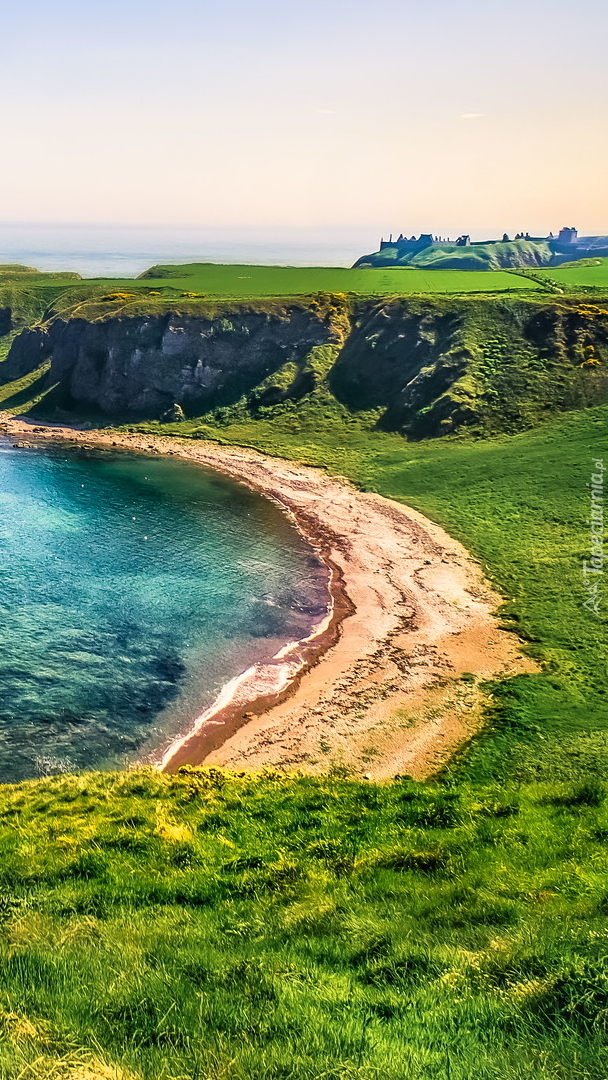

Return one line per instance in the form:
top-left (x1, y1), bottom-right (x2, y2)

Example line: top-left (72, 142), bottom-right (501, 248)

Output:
top-left (354, 225), bottom-right (608, 270)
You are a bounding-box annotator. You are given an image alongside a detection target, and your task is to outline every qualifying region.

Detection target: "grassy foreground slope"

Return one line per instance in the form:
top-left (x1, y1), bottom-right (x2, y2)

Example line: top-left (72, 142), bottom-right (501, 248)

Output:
top-left (3, 767), bottom-right (608, 1080)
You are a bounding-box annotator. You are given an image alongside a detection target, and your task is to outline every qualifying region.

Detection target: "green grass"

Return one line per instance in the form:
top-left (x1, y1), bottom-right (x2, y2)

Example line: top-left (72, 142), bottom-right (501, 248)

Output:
top-left (1, 767), bottom-right (608, 1080)
top-left (0, 262), bottom-right (547, 309)
top-left (129, 262), bottom-right (546, 296)
top-left (534, 259), bottom-right (608, 290)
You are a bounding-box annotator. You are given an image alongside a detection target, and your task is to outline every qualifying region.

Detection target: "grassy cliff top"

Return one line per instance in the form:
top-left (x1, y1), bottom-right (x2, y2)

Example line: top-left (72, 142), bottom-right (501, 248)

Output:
top-left (2, 260), bottom-right (608, 328)
top-left (0, 261), bottom-right (554, 338)
top-left (132, 261), bottom-right (544, 296)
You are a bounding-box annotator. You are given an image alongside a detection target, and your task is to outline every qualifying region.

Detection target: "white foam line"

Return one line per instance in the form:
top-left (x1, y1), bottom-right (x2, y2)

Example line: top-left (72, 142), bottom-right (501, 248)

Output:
top-left (274, 567), bottom-right (335, 659)
top-left (158, 571), bottom-right (335, 771)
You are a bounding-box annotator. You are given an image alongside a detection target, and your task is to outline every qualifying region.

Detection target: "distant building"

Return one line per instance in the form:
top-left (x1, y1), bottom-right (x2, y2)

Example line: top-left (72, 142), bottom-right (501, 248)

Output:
top-left (377, 226), bottom-right (579, 255)
top-left (379, 233), bottom-right (434, 253)
top-left (558, 227), bottom-right (578, 245)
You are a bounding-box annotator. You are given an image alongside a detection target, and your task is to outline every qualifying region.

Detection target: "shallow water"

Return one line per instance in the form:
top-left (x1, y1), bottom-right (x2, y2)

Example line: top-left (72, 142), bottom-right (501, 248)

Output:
top-left (0, 440), bottom-right (329, 782)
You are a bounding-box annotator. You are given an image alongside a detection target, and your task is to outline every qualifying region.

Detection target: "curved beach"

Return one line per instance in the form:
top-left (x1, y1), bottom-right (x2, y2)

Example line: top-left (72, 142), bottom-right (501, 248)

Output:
top-left (0, 414), bottom-right (534, 778)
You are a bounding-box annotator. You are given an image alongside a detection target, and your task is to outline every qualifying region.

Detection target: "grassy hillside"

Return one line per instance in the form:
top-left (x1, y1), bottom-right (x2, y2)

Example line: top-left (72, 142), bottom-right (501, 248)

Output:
top-left (354, 239), bottom-right (554, 272)
top-left (326, 295), bottom-right (608, 437)
top-left (1, 767), bottom-right (608, 1080)
top-left (534, 258), bottom-right (608, 290)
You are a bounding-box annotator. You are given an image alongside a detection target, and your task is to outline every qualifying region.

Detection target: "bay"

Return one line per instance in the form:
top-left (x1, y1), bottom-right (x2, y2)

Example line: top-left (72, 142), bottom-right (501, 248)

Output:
top-left (0, 441), bottom-right (328, 782)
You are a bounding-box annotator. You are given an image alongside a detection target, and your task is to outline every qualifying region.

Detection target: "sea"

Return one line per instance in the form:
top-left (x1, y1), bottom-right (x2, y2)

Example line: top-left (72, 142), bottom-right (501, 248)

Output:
top-left (0, 222), bottom-right (374, 278)
top-left (0, 440), bottom-right (329, 784)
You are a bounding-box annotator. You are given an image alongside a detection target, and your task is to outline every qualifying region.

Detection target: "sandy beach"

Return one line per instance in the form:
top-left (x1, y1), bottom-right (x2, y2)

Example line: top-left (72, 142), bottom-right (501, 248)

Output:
top-left (1, 413), bottom-right (534, 779)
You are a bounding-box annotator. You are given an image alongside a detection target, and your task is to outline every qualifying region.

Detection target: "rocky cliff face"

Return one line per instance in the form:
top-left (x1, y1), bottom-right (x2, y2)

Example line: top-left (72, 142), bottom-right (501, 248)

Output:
top-left (4, 306), bottom-right (335, 417)
top-left (3, 296), bottom-right (608, 437)
top-left (330, 297), bottom-right (608, 436)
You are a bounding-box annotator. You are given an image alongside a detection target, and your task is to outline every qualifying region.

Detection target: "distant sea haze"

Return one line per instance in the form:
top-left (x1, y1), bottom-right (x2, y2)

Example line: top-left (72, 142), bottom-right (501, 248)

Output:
top-left (0, 223), bottom-right (374, 277)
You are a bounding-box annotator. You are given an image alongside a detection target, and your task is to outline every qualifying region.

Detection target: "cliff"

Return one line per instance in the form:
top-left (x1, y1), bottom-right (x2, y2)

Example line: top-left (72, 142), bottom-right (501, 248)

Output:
top-left (2, 302), bottom-right (339, 418)
top-left (2, 294), bottom-right (608, 437)
top-left (329, 296), bottom-right (608, 435)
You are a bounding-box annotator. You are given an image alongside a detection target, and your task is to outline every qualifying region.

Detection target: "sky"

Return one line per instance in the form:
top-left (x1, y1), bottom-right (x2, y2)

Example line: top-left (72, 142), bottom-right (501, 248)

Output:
top-left (0, 0), bottom-right (606, 240)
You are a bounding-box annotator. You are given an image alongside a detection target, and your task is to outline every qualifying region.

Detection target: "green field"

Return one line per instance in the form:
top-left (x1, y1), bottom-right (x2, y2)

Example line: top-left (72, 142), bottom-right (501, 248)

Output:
top-left (534, 258), bottom-right (608, 289)
top-left (2, 766), bottom-right (608, 1080)
top-left (6, 261), bottom-right (608, 325)
top-left (0, 261), bottom-right (546, 305)
top-left (4, 260), bottom-right (608, 309)
top-left (130, 262), bottom-right (546, 296)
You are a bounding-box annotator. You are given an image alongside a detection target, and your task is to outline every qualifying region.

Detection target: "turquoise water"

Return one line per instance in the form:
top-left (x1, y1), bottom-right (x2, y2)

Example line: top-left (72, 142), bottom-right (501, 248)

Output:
top-left (0, 440), bottom-right (329, 783)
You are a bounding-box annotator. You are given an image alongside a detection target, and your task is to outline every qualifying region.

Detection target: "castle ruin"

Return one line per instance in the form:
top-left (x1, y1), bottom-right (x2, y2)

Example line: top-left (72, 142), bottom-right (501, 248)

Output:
top-left (378, 227), bottom-right (579, 253)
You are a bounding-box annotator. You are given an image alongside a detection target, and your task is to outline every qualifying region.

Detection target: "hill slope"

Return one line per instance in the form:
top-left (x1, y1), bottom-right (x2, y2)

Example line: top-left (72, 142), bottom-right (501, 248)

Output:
top-left (354, 239), bottom-right (554, 271)
top-left (354, 237), bottom-right (608, 272)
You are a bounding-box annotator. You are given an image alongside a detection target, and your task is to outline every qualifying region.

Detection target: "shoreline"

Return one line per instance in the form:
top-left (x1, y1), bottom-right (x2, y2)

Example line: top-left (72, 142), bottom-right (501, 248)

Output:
top-left (0, 413), bottom-right (535, 779)
top-left (159, 551), bottom-right (354, 772)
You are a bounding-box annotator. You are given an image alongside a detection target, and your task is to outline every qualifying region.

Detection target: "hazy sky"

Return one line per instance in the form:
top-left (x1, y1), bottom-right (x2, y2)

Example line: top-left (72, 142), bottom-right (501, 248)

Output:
top-left (1, 0), bottom-right (606, 238)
